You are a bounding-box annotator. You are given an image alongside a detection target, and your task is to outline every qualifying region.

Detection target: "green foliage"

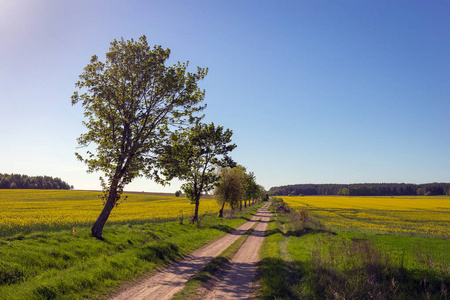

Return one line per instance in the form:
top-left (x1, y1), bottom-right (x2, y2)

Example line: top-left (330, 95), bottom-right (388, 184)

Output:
top-left (270, 182), bottom-right (450, 196)
top-left (337, 187), bottom-right (349, 196)
top-left (0, 173), bottom-right (71, 190)
top-left (72, 35), bottom-right (208, 237)
top-left (214, 167), bottom-right (246, 210)
top-left (157, 122), bottom-right (236, 221)
top-left (241, 168), bottom-right (258, 200)
top-left (72, 34), bottom-right (207, 194)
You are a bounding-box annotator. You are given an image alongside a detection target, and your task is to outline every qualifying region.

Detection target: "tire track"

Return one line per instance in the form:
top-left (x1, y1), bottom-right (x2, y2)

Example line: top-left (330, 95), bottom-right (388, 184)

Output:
top-left (204, 205), bottom-right (272, 299)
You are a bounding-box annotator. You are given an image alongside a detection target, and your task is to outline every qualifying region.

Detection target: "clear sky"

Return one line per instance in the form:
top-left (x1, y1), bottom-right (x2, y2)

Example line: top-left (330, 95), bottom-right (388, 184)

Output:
top-left (1, 0), bottom-right (449, 192)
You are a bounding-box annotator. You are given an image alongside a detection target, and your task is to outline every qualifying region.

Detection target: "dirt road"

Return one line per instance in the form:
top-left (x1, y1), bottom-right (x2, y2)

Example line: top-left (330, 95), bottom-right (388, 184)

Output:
top-left (203, 206), bottom-right (272, 299)
top-left (111, 203), bottom-right (271, 300)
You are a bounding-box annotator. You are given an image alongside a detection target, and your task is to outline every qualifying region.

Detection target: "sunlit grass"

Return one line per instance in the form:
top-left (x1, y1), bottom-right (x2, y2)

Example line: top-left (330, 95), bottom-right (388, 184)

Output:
top-left (0, 189), bottom-right (220, 236)
top-left (258, 198), bottom-right (449, 299)
top-left (282, 195), bottom-right (450, 237)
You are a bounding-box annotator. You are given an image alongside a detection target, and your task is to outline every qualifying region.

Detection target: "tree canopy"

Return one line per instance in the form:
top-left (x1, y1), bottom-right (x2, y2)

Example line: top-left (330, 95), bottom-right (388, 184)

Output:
top-left (72, 35), bottom-right (208, 239)
top-left (0, 173), bottom-right (72, 190)
top-left (213, 167), bottom-right (246, 217)
top-left (157, 122), bottom-right (236, 222)
top-left (269, 182), bottom-right (450, 196)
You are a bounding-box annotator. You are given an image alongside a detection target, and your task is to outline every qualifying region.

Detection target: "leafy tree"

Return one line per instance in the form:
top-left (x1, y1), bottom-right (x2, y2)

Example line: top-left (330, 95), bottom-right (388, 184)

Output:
top-left (214, 167), bottom-right (246, 217)
top-left (72, 35), bottom-right (207, 239)
top-left (258, 185), bottom-right (269, 202)
top-left (157, 122), bottom-right (236, 223)
top-left (231, 165), bottom-right (258, 209)
top-left (0, 173), bottom-right (71, 190)
top-left (243, 171), bottom-right (259, 207)
top-left (338, 187), bottom-right (350, 196)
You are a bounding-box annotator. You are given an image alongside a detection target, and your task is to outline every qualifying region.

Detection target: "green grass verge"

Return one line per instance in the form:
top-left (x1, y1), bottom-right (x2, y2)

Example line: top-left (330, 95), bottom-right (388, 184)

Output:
top-left (257, 216), bottom-right (295, 299)
top-left (171, 223), bottom-right (258, 300)
top-left (0, 204), bottom-right (263, 300)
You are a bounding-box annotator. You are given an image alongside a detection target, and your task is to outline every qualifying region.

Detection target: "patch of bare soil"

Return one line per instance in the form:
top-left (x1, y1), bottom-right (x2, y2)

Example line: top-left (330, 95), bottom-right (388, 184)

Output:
top-left (110, 203), bottom-right (270, 300)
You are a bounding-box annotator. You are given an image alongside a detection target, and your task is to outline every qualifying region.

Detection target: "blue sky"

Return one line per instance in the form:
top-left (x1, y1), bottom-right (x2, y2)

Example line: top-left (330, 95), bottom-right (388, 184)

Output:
top-left (1, 0), bottom-right (449, 192)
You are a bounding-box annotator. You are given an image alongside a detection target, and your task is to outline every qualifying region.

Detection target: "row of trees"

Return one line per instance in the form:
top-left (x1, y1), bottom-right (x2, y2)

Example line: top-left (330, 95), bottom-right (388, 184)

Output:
top-left (73, 35), bottom-right (260, 239)
top-left (269, 182), bottom-right (450, 196)
top-left (214, 166), bottom-right (268, 217)
top-left (0, 173), bottom-right (72, 190)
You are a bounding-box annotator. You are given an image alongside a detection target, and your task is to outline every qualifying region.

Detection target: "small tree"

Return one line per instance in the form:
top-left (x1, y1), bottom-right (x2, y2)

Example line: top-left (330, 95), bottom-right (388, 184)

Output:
top-left (157, 122), bottom-right (236, 223)
top-left (258, 185), bottom-right (269, 202)
top-left (243, 171), bottom-right (259, 207)
top-left (72, 35), bottom-right (207, 239)
top-left (214, 167), bottom-right (246, 217)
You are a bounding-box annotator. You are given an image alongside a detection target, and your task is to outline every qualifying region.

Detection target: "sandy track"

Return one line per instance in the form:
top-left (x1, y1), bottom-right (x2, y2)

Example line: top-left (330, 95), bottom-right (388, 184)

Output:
top-left (111, 203), bottom-right (270, 300)
top-left (204, 206), bottom-right (272, 299)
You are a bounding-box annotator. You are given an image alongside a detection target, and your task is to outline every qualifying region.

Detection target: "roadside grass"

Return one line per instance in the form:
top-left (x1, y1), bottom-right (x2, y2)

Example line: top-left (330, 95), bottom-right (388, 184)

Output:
top-left (257, 215), bottom-right (293, 299)
top-left (257, 198), bottom-right (449, 299)
top-left (0, 204), bottom-right (262, 300)
top-left (171, 223), bottom-right (258, 300)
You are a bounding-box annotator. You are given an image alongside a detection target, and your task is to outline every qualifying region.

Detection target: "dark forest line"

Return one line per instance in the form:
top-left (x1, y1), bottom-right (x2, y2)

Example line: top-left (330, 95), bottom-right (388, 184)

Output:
top-left (0, 173), bottom-right (73, 190)
top-left (269, 182), bottom-right (450, 196)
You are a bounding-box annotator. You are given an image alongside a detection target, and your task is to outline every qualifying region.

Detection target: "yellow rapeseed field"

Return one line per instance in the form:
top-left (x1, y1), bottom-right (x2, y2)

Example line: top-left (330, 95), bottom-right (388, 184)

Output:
top-left (282, 195), bottom-right (450, 237)
top-left (0, 189), bottom-right (220, 235)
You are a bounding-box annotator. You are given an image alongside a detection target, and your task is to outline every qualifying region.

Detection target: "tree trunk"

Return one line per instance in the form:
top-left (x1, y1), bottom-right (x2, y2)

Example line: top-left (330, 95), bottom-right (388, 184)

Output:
top-left (244, 200), bottom-right (247, 208)
top-left (192, 197), bottom-right (200, 223)
top-left (91, 182), bottom-right (119, 240)
top-left (218, 202), bottom-right (225, 218)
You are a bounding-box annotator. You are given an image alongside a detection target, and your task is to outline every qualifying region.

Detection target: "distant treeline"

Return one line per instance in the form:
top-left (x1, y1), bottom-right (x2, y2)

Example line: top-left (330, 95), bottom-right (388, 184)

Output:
top-left (0, 173), bottom-right (73, 190)
top-left (269, 183), bottom-right (450, 196)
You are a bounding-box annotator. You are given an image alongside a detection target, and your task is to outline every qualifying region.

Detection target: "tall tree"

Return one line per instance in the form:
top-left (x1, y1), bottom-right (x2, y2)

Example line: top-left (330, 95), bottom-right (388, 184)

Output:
top-left (72, 36), bottom-right (207, 239)
top-left (157, 122), bottom-right (236, 223)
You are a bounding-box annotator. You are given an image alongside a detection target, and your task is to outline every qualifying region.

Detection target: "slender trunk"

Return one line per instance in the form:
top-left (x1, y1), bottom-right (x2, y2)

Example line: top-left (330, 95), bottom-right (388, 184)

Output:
top-left (91, 180), bottom-right (119, 240)
top-left (192, 196), bottom-right (200, 222)
top-left (218, 202), bottom-right (225, 218)
top-left (244, 199), bottom-right (247, 208)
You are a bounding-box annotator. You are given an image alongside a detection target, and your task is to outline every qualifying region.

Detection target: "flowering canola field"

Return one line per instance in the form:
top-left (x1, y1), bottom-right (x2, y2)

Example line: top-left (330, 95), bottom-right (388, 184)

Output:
top-left (0, 189), bottom-right (219, 235)
top-left (282, 196), bottom-right (450, 237)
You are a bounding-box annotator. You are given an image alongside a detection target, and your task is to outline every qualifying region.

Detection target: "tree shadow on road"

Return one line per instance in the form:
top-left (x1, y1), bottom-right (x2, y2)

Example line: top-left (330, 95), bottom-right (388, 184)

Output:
top-left (210, 225), bottom-right (236, 233)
